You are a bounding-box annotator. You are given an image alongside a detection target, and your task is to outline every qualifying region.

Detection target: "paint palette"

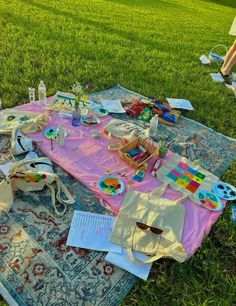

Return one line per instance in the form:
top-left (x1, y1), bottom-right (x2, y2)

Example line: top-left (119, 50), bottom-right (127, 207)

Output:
top-left (98, 175), bottom-right (126, 196)
top-left (44, 127), bottom-right (68, 140)
top-left (196, 190), bottom-right (224, 211)
top-left (167, 161), bottom-right (206, 193)
top-left (212, 182), bottom-right (236, 201)
top-left (81, 114), bottom-right (100, 126)
top-left (91, 107), bottom-right (109, 117)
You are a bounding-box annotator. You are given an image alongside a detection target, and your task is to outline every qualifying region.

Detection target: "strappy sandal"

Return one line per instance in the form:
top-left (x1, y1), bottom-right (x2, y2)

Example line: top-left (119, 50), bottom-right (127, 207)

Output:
top-left (219, 71), bottom-right (232, 84)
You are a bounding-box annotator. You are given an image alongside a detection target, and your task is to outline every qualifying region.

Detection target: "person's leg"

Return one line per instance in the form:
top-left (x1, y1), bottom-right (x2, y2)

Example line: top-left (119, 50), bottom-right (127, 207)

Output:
top-left (220, 40), bottom-right (236, 75)
top-left (221, 51), bottom-right (236, 75)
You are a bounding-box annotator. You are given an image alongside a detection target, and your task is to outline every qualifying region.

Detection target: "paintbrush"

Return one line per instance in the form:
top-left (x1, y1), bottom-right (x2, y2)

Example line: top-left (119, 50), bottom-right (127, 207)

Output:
top-left (166, 139), bottom-right (175, 148)
top-left (50, 138), bottom-right (54, 151)
top-left (164, 139), bottom-right (170, 147)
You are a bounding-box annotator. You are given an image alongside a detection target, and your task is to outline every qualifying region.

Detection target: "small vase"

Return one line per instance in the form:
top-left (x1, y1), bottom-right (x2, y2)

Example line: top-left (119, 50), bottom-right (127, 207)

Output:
top-left (71, 108), bottom-right (81, 126)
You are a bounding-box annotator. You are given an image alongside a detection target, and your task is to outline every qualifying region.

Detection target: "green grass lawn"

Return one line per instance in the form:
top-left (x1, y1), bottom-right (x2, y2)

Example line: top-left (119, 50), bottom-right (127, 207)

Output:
top-left (0, 0), bottom-right (236, 305)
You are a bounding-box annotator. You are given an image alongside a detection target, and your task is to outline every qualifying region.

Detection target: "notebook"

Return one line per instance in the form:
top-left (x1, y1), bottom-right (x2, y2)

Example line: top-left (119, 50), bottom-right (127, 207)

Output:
top-left (229, 17), bottom-right (236, 36)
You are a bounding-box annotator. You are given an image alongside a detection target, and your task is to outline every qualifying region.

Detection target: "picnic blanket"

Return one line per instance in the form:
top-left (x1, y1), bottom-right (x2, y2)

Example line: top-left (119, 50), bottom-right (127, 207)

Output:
top-left (16, 97), bottom-right (222, 258)
top-left (1, 85), bottom-right (236, 306)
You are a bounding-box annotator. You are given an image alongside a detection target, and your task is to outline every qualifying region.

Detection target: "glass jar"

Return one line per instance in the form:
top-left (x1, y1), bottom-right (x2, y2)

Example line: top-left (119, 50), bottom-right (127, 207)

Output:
top-left (71, 107), bottom-right (81, 126)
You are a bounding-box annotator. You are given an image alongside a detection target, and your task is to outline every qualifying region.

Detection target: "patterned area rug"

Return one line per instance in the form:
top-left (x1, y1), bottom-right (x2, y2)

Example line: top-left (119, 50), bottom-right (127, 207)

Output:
top-left (0, 165), bottom-right (136, 306)
top-left (1, 85), bottom-right (236, 306)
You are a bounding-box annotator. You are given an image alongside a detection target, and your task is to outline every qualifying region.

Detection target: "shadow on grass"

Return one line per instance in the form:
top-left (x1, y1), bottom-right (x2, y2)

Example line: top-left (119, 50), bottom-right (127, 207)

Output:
top-left (16, 0), bottom-right (183, 54)
top-left (200, 0), bottom-right (236, 9)
top-left (106, 0), bottom-right (180, 9)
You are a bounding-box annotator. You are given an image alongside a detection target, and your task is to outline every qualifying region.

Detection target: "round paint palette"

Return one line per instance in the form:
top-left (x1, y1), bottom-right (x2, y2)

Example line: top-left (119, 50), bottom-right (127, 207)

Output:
top-left (212, 182), bottom-right (236, 201)
top-left (44, 127), bottom-right (68, 141)
top-left (98, 175), bottom-right (126, 196)
top-left (81, 114), bottom-right (100, 126)
top-left (196, 190), bottom-right (224, 211)
top-left (91, 107), bottom-right (108, 117)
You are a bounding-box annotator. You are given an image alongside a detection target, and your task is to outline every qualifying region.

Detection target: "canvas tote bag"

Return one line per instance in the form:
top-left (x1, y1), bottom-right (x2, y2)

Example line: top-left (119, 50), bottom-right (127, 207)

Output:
top-left (0, 110), bottom-right (49, 163)
top-left (155, 154), bottom-right (219, 205)
top-left (0, 109), bottom-right (49, 134)
top-left (103, 119), bottom-right (145, 139)
top-left (109, 183), bottom-right (188, 264)
top-left (0, 157), bottom-right (75, 215)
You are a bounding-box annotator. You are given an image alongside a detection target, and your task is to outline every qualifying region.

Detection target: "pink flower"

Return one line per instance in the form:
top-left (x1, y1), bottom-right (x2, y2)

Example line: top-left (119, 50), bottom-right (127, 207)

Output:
top-left (86, 83), bottom-right (93, 90)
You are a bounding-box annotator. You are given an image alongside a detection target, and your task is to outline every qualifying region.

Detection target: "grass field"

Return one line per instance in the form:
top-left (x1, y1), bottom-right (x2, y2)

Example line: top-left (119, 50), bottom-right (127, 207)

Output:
top-left (0, 0), bottom-right (236, 305)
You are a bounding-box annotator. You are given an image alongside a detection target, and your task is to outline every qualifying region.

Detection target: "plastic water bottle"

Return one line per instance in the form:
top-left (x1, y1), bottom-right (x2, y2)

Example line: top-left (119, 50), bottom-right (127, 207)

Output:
top-left (149, 114), bottom-right (159, 137)
top-left (38, 81), bottom-right (47, 104)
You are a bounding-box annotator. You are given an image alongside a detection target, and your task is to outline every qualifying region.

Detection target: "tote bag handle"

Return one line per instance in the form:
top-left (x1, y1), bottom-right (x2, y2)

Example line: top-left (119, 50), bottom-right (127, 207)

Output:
top-left (150, 182), bottom-right (169, 197)
top-left (209, 44), bottom-right (228, 56)
top-left (46, 175), bottom-right (75, 216)
top-left (126, 240), bottom-right (185, 264)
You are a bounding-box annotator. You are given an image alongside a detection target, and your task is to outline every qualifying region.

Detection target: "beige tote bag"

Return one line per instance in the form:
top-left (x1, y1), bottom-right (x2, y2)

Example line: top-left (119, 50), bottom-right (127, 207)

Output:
top-left (0, 158), bottom-right (75, 216)
top-left (109, 183), bottom-right (188, 264)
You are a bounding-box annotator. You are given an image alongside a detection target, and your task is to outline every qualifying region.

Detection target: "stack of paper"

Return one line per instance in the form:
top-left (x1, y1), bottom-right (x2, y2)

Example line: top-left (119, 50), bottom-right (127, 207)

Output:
top-left (166, 98), bottom-right (194, 110)
top-left (101, 99), bottom-right (126, 113)
top-left (67, 210), bottom-right (153, 280)
top-left (105, 248), bottom-right (152, 280)
top-left (66, 211), bottom-right (121, 253)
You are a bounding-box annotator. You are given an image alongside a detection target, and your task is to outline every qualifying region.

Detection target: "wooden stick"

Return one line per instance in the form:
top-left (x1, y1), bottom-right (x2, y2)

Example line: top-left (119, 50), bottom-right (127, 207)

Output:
top-left (50, 138), bottom-right (53, 151)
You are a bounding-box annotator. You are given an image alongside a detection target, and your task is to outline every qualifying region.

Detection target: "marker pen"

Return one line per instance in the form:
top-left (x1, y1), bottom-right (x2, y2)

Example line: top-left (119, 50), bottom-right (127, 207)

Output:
top-left (151, 158), bottom-right (161, 176)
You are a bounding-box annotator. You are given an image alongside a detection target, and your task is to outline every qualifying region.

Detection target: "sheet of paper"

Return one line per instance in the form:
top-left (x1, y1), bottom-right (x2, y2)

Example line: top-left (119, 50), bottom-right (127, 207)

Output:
top-left (0, 161), bottom-right (13, 176)
top-left (101, 99), bottom-right (126, 113)
top-left (89, 102), bottom-right (101, 110)
top-left (229, 17), bottom-right (236, 36)
top-left (66, 211), bottom-right (121, 253)
top-left (166, 98), bottom-right (194, 110)
top-left (199, 55), bottom-right (211, 65)
top-left (105, 248), bottom-right (152, 280)
top-left (210, 72), bottom-right (225, 83)
top-left (25, 151), bottom-right (38, 160)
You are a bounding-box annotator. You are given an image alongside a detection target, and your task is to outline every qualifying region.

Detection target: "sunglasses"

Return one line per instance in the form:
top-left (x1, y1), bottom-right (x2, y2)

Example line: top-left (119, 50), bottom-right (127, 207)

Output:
top-left (136, 222), bottom-right (163, 235)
